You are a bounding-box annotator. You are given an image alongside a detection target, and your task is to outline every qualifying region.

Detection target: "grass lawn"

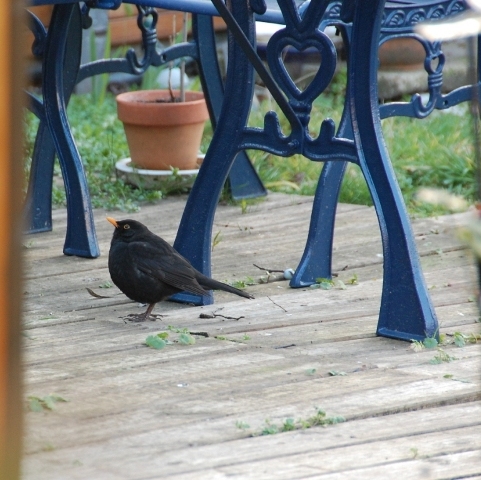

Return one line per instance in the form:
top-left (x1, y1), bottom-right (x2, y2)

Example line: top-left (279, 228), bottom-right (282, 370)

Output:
top-left (23, 76), bottom-right (476, 217)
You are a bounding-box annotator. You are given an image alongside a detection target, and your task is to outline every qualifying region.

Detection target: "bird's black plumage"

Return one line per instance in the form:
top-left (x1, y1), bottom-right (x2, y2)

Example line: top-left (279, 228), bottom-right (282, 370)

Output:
top-left (107, 217), bottom-right (253, 321)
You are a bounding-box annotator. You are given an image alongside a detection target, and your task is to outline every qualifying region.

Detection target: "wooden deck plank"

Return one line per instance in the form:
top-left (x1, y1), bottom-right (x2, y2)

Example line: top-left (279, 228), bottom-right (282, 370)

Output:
top-left (21, 194), bottom-right (481, 479)
top-left (23, 402), bottom-right (481, 479)
top-left (176, 430), bottom-right (481, 480)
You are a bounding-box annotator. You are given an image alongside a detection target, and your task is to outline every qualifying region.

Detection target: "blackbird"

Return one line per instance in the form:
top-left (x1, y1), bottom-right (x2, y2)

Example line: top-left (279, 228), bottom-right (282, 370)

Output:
top-left (107, 217), bottom-right (253, 321)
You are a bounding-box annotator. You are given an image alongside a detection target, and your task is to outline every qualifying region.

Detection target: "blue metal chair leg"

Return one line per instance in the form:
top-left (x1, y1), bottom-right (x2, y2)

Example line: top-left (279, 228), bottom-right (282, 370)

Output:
top-left (290, 22), bottom-right (356, 287)
top-left (349, 0), bottom-right (438, 341)
top-left (290, 160), bottom-right (347, 286)
top-left (172, 3), bottom-right (256, 305)
top-left (24, 122), bottom-right (55, 234)
top-left (194, 14), bottom-right (266, 201)
top-left (25, 6), bottom-right (84, 236)
top-left (42, 3), bottom-right (99, 258)
top-left (291, 106), bottom-right (354, 287)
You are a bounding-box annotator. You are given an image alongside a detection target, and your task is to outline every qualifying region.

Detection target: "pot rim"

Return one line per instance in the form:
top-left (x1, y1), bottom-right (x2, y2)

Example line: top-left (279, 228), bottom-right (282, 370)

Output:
top-left (116, 89), bottom-right (205, 104)
top-left (116, 89), bottom-right (209, 126)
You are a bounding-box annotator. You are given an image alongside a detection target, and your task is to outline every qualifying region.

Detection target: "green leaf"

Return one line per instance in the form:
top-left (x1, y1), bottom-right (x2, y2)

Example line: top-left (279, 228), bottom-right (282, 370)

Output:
top-left (315, 278), bottom-right (334, 290)
top-left (282, 418), bottom-right (296, 431)
top-left (26, 394), bottom-right (67, 412)
top-left (42, 396), bottom-right (59, 410)
top-left (145, 335), bottom-right (167, 350)
top-left (453, 333), bottom-right (466, 347)
top-left (235, 420), bottom-right (250, 430)
top-left (328, 370), bottom-right (347, 376)
top-left (261, 421), bottom-right (279, 435)
top-left (179, 333), bottom-right (196, 345)
top-left (157, 332), bottom-right (169, 340)
top-left (327, 416), bottom-right (346, 425)
top-left (305, 368), bottom-right (317, 376)
top-left (347, 274), bottom-right (358, 285)
top-left (27, 397), bottom-right (44, 412)
top-left (423, 337), bottom-right (438, 349)
top-left (430, 348), bottom-right (456, 364)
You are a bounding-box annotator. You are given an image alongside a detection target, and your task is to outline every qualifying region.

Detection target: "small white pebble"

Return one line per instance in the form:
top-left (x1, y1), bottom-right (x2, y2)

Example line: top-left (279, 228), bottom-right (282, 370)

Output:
top-left (283, 268), bottom-right (295, 280)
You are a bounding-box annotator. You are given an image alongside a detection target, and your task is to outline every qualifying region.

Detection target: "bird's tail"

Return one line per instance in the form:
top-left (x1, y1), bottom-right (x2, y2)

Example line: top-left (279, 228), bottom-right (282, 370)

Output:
top-left (196, 273), bottom-right (254, 299)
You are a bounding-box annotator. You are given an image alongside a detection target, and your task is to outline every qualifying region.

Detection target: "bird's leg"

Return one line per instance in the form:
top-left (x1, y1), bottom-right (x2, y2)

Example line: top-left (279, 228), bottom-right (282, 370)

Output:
top-left (125, 303), bottom-right (161, 322)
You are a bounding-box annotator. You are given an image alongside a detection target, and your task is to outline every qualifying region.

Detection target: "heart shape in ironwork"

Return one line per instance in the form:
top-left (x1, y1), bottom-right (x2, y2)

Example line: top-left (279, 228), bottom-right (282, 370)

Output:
top-left (266, 29), bottom-right (337, 103)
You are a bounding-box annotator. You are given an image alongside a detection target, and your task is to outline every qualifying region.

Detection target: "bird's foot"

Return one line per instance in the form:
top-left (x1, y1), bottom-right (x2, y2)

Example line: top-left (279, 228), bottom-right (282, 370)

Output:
top-left (124, 313), bottom-right (163, 323)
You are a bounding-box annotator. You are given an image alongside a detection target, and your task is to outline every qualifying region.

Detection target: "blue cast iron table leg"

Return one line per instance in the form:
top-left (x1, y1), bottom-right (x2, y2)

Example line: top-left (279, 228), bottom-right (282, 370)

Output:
top-left (348, 0), bottom-right (438, 341)
top-left (290, 122), bottom-right (352, 285)
top-left (24, 7), bottom-right (83, 235)
top-left (23, 121), bottom-right (56, 234)
top-left (173, 0), bottom-right (438, 341)
top-left (42, 3), bottom-right (99, 258)
top-left (291, 22), bottom-right (354, 285)
top-left (194, 13), bottom-right (267, 201)
top-left (172, 1), bottom-right (256, 305)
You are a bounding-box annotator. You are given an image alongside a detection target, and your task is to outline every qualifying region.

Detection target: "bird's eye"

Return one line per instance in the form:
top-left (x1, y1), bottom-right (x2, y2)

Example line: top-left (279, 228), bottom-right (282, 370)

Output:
top-left (123, 224), bottom-right (130, 230)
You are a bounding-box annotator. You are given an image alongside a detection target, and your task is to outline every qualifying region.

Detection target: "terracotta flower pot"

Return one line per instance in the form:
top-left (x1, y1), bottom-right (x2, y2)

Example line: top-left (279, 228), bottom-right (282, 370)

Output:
top-left (116, 90), bottom-right (209, 170)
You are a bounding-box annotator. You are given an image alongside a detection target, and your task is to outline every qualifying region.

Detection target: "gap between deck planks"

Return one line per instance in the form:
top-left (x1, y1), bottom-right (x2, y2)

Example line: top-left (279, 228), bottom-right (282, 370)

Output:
top-left (22, 193), bottom-right (481, 479)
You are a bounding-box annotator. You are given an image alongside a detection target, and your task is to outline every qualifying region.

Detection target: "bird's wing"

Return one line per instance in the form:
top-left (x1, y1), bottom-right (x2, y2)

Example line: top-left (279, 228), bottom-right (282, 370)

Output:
top-left (129, 240), bottom-right (209, 297)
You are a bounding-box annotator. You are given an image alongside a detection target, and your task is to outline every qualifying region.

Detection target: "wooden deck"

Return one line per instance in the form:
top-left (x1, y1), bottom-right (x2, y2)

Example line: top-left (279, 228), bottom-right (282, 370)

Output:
top-left (22, 193), bottom-right (481, 479)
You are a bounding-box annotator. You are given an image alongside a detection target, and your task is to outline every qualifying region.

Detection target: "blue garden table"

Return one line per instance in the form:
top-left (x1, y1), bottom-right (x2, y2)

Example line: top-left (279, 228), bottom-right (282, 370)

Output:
top-left (26, 0), bottom-right (473, 341)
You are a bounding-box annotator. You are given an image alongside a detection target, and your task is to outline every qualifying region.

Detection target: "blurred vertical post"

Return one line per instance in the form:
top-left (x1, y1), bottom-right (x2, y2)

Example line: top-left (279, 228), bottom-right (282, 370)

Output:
top-left (467, 36), bottom-right (481, 201)
top-left (0, 0), bottom-right (25, 479)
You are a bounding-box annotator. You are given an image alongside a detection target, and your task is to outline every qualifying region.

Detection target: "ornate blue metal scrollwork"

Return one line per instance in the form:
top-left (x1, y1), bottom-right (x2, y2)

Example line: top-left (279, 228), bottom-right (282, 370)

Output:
top-left (24, 0), bottom-right (266, 254)
top-left (125, 6), bottom-right (162, 73)
top-left (377, 1), bottom-right (468, 120)
top-left (239, 0), bottom-right (356, 162)
top-left (307, 0), bottom-right (469, 122)
top-left (379, 34), bottom-right (446, 119)
top-left (27, 10), bottom-right (48, 58)
top-left (381, 0), bottom-right (465, 31)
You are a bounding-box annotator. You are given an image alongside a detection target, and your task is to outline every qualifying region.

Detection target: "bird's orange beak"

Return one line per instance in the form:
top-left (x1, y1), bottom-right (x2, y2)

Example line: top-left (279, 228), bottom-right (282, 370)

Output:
top-left (107, 217), bottom-right (119, 228)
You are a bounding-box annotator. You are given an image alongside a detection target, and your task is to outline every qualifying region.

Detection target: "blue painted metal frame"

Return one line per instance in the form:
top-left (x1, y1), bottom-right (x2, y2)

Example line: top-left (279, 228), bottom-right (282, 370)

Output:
top-left (24, 0), bottom-right (267, 257)
top-left (292, 0), bottom-right (470, 291)
top-left (38, 3), bottom-right (100, 257)
top-left (25, 0), bottom-right (475, 340)
top-left (172, 0), bottom-right (258, 306)
top-left (171, 0), bottom-right (469, 341)
top-left (348, 0), bottom-right (438, 341)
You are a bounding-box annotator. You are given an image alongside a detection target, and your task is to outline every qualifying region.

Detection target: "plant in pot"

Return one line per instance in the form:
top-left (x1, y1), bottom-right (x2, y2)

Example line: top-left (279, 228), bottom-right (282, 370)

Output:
top-left (116, 12), bottom-right (209, 173)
